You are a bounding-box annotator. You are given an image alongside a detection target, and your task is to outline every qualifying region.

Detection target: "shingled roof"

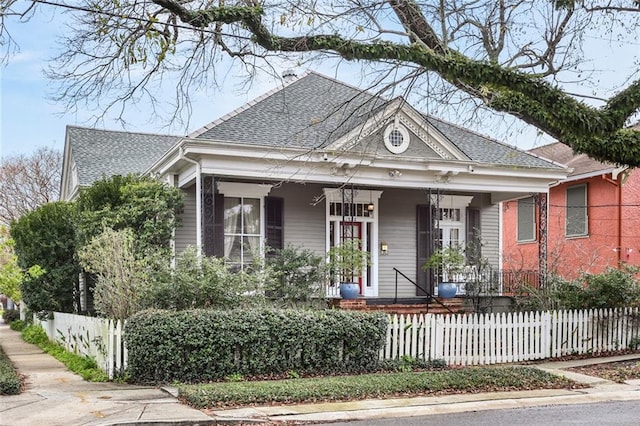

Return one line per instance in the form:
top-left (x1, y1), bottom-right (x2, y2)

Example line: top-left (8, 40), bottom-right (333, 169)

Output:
top-left (529, 142), bottom-right (615, 177)
top-left (192, 71), bottom-right (561, 169)
top-left (424, 116), bottom-right (561, 168)
top-left (192, 71), bottom-right (383, 150)
top-left (66, 126), bottom-right (180, 186)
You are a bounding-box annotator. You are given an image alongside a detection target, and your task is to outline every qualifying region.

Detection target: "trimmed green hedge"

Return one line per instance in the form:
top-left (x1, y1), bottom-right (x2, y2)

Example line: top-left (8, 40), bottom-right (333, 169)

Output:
top-left (0, 346), bottom-right (21, 395)
top-left (125, 309), bottom-right (389, 383)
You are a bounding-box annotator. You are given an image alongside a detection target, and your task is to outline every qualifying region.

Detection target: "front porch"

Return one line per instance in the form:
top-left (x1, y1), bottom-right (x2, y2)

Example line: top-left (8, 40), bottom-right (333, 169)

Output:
top-left (327, 268), bottom-right (540, 315)
top-left (330, 297), bottom-right (470, 315)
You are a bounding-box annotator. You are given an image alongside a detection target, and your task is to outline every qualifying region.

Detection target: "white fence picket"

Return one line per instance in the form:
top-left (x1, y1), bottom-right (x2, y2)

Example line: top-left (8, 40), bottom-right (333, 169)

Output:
top-left (34, 313), bottom-right (126, 379)
top-left (382, 307), bottom-right (640, 366)
top-left (33, 307), bottom-right (640, 376)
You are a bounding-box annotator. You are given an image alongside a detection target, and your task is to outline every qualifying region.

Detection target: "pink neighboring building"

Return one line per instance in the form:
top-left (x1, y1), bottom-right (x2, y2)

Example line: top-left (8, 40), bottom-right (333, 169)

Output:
top-left (502, 142), bottom-right (640, 280)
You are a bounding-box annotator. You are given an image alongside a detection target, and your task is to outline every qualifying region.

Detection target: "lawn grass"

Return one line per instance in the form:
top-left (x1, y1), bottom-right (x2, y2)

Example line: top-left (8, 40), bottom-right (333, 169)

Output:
top-left (0, 345), bottom-right (21, 395)
top-left (179, 366), bottom-right (581, 408)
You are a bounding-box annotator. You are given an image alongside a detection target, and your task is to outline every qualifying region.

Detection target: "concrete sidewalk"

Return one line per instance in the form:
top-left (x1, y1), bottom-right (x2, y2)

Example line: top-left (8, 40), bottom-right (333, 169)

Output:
top-left (0, 323), bottom-right (212, 426)
top-left (2, 321), bottom-right (640, 426)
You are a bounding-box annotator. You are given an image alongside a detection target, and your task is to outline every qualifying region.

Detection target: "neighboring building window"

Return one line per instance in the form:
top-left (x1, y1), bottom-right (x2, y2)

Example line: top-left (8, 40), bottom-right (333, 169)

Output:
top-left (566, 185), bottom-right (588, 237)
top-left (383, 123), bottom-right (410, 154)
top-left (223, 197), bottom-right (261, 270)
top-left (517, 197), bottom-right (535, 242)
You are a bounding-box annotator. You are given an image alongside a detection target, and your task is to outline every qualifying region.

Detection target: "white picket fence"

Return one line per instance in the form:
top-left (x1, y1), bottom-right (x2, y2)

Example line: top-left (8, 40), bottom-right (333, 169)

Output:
top-left (34, 312), bottom-right (126, 379)
top-left (32, 308), bottom-right (640, 378)
top-left (383, 308), bottom-right (640, 365)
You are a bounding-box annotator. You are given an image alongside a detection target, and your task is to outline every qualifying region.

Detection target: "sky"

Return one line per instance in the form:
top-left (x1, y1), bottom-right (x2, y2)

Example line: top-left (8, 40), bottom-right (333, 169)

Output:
top-left (1, 4), bottom-right (639, 160)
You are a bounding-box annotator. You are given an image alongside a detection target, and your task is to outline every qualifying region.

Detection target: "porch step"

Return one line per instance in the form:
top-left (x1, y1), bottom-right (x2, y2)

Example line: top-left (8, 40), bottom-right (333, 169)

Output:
top-left (330, 297), bottom-right (471, 315)
top-left (365, 297), bottom-right (431, 306)
top-left (428, 297), bottom-right (471, 314)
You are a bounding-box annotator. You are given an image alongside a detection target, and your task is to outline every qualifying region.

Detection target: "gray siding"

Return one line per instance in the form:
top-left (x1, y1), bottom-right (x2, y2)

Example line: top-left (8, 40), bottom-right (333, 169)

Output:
top-left (378, 191), bottom-right (500, 298)
top-left (174, 185), bottom-right (197, 255)
top-left (472, 193), bottom-right (500, 268)
top-left (377, 189), bottom-right (428, 298)
top-left (269, 183), bottom-right (326, 256)
top-left (480, 203), bottom-right (500, 268)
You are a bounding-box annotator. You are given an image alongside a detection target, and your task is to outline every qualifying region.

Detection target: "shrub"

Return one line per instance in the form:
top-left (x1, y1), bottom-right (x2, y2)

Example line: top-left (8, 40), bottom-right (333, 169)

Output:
top-left (146, 247), bottom-right (264, 310)
top-left (0, 346), bottom-right (21, 395)
top-left (10, 202), bottom-right (80, 315)
top-left (22, 324), bottom-right (49, 346)
top-left (516, 268), bottom-right (640, 311)
top-left (2, 309), bottom-right (19, 324)
top-left (578, 267), bottom-right (640, 309)
top-left (515, 274), bottom-right (582, 311)
top-left (75, 174), bottom-right (184, 255)
top-left (9, 320), bottom-right (26, 332)
top-left (78, 228), bottom-right (149, 319)
top-left (125, 308), bottom-right (388, 384)
top-left (265, 245), bottom-right (327, 308)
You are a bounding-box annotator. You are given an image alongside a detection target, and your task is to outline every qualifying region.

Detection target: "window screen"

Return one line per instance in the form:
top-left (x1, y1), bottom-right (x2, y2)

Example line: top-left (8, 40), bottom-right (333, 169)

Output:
top-left (566, 185), bottom-right (587, 237)
top-left (517, 197), bottom-right (535, 242)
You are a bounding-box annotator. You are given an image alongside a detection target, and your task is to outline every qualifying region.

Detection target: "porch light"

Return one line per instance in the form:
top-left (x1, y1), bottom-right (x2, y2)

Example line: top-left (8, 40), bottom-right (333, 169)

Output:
top-left (380, 241), bottom-right (388, 255)
top-left (367, 203), bottom-right (374, 212)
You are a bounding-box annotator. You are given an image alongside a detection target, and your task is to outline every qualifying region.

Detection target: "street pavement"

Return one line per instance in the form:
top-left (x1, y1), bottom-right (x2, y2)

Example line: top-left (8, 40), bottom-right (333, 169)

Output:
top-left (2, 322), bottom-right (640, 425)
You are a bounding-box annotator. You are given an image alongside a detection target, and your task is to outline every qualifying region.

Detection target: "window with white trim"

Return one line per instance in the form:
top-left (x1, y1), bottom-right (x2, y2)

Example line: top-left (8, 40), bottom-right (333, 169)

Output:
top-left (383, 123), bottom-right (410, 154)
top-left (223, 197), bottom-right (261, 270)
top-left (566, 185), bottom-right (588, 237)
top-left (517, 197), bottom-right (536, 242)
top-left (217, 182), bottom-right (272, 270)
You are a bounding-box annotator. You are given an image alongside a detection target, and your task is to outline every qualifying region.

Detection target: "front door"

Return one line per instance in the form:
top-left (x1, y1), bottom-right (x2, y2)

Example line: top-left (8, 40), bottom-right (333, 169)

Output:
top-left (325, 188), bottom-right (381, 298)
top-left (329, 221), bottom-right (372, 296)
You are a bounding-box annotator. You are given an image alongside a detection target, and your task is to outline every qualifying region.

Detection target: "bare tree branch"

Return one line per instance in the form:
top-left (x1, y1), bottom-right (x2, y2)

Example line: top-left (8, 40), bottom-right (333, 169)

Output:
top-left (0, 147), bottom-right (62, 226)
top-left (2, 0), bottom-right (640, 164)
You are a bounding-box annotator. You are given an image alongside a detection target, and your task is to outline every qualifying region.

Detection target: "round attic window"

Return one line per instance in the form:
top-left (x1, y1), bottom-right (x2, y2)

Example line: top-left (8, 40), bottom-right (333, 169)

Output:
top-left (384, 124), bottom-right (410, 154)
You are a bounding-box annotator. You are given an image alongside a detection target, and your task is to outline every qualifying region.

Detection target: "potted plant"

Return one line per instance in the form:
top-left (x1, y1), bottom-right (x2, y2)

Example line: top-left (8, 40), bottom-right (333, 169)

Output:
top-left (327, 238), bottom-right (371, 299)
top-left (424, 245), bottom-right (467, 298)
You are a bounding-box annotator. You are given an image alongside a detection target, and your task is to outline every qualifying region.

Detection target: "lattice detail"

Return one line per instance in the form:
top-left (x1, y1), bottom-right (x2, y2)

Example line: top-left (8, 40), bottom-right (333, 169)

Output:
top-left (399, 116), bottom-right (451, 159)
top-left (536, 193), bottom-right (548, 287)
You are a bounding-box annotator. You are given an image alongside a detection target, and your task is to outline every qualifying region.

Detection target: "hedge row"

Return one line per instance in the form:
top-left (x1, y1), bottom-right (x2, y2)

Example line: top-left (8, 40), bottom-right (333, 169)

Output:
top-left (0, 346), bottom-right (21, 395)
top-left (125, 308), bottom-right (389, 383)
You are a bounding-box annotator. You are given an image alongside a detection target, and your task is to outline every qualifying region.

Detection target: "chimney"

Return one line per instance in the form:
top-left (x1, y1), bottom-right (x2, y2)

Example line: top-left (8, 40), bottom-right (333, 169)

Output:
top-left (282, 69), bottom-right (297, 83)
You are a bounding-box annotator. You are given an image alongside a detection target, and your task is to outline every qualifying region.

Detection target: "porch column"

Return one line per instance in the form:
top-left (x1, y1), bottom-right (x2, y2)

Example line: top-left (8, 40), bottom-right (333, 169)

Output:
top-left (536, 192), bottom-right (548, 287)
top-left (202, 175), bottom-right (216, 256)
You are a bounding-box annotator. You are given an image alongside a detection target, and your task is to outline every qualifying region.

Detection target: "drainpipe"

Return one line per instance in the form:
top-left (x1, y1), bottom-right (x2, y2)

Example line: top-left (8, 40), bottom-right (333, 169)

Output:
top-left (603, 168), bottom-right (627, 267)
top-left (180, 147), bottom-right (202, 257)
top-left (617, 177), bottom-right (622, 267)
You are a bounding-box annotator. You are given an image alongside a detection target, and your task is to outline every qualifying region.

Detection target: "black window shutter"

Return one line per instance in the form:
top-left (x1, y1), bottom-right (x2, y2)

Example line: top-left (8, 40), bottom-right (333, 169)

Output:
top-left (265, 196), bottom-right (284, 255)
top-left (416, 204), bottom-right (434, 296)
top-left (213, 193), bottom-right (225, 257)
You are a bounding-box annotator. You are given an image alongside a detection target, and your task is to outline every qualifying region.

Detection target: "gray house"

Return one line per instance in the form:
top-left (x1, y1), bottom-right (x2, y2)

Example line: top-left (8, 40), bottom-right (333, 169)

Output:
top-left (61, 71), bottom-right (567, 302)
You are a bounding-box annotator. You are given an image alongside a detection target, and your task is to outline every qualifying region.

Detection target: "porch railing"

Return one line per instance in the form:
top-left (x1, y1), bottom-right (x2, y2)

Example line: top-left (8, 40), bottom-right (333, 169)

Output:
top-left (433, 267), bottom-right (540, 296)
top-left (324, 268), bottom-right (540, 299)
top-left (393, 268), bottom-right (453, 313)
